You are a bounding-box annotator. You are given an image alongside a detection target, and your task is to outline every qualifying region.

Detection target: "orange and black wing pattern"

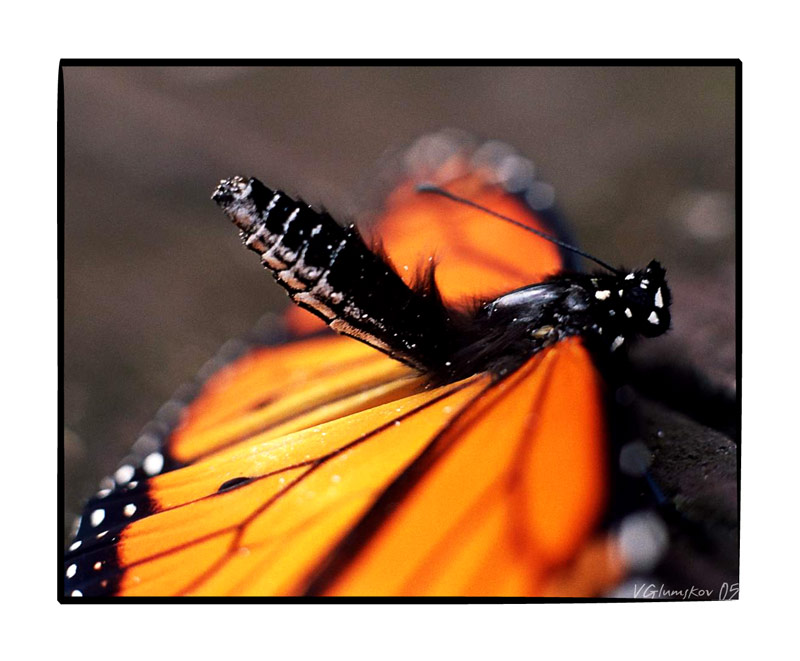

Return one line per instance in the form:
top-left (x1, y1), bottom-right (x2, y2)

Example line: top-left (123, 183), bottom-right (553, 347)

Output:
top-left (64, 132), bottom-right (662, 598)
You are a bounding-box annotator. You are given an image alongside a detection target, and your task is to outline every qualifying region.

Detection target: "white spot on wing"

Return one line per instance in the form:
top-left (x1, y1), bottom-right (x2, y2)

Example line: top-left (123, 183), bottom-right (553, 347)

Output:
top-left (525, 181), bottom-right (555, 210)
top-left (625, 273), bottom-right (635, 280)
top-left (66, 564), bottom-right (77, 578)
top-left (654, 287), bottom-right (664, 308)
top-left (114, 464), bottom-right (135, 485)
top-left (611, 335), bottom-right (625, 351)
top-left (68, 540), bottom-right (81, 552)
top-left (648, 311), bottom-right (660, 325)
top-left (619, 441), bottom-right (653, 477)
top-left (595, 290), bottom-right (611, 300)
top-left (90, 509), bottom-right (105, 527)
top-left (617, 511), bottom-right (669, 572)
top-left (124, 504), bottom-right (137, 517)
top-left (624, 308), bottom-right (633, 318)
top-left (143, 452), bottom-right (164, 476)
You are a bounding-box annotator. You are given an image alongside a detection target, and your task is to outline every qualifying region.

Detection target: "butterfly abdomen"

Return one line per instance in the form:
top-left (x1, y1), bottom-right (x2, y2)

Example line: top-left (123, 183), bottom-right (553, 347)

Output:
top-left (213, 177), bottom-right (462, 371)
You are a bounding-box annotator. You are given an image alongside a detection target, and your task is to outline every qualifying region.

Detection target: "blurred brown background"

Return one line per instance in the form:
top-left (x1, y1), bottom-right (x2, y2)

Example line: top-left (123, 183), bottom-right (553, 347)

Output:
top-left (63, 65), bottom-right (737, 539)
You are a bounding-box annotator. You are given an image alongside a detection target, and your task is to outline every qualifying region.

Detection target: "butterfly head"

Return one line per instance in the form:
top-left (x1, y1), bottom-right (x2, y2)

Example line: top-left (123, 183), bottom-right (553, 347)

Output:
top-left (589, 260), bottom-right (672, 350)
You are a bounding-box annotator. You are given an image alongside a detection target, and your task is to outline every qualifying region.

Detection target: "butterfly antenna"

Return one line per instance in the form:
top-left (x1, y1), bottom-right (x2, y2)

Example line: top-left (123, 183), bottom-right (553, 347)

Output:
top-left (416, 184), bottom-right (620, 274)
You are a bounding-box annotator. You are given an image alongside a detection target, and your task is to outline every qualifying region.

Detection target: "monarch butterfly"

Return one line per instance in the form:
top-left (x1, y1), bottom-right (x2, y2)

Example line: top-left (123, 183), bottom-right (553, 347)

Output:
top-left (63, 132), bottom-right (673, 598)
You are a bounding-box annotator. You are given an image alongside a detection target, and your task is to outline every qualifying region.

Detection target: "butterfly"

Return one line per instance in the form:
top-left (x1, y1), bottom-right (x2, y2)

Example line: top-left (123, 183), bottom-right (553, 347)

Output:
top-left (63, 133), bottom-right (671, 598)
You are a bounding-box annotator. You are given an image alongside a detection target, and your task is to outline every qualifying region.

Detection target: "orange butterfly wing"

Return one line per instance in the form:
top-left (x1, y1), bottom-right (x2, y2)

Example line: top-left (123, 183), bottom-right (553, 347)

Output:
top-left (65, 135), bottom-right (626, 598)
top-left (373, 175), bottom-right (564, 304)
top-left (115, 353), bottom-right (488, 596)
top-left (318, 339), bottom-right (619, 597)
